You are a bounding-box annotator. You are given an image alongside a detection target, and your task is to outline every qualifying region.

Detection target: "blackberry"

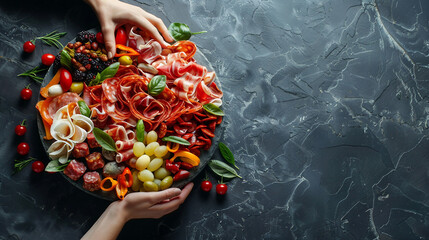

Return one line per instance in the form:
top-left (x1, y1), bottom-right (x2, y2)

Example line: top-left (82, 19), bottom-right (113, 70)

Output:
top-left (85, 72), bottom-right (96, 84)
top-left (91, 58), bottom-right (105, 73)
top-left (72, 70), bottom-right (86, 82)
top-left (76, 31), bottom-right (96, 43)
top-left (52, 53), bottom-right (61, 73)
top-left (103, 59), bottom-right (114, 69)
top-left (74, 52), bottom-right (85, 62)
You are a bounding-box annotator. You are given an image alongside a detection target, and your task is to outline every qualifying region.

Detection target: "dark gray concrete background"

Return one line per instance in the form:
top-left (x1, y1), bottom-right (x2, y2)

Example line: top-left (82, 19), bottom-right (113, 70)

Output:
top-left (1, 0), bottom-right (429, 239)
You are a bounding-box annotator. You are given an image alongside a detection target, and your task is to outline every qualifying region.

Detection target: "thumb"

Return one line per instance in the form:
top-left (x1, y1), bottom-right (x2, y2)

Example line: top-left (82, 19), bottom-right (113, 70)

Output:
top-left (149, 188), bottom-right (181, 204)
top-left (101, 25), bottom-right (116, 59)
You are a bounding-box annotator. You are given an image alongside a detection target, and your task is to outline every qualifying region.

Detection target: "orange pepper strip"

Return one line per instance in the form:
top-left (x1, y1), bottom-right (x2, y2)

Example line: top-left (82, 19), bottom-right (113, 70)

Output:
top-left (100, 177), bottom-right (118, 191)
top-left (116, 183), bottom-right (128, 200)
top-left (35, 97), bottom-right (55, 140)
top-left (40, 69), bottom-right (62, 98)
top-left (170, 150), bottom-right (200, 167)
top-left (166, 141), bottom-right (180, 153)
top-left (114, 44), bottom-right (140, 57)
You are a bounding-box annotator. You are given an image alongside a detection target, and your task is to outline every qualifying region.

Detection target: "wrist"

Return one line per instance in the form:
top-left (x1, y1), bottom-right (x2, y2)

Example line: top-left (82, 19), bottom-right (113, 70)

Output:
top-left (107, 201), bottom-right (129, 225)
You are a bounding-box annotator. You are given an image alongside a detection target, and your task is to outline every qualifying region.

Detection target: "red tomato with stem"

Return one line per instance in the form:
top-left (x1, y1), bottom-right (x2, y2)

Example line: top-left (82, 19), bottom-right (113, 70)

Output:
top-left (32, 161), bottom-right (45, 173)
top-left (15, 120), bottom-right (27, 136)
top-left (17, 142), bottom-right (30, 155)
top-left (41, 53), bottom-right (56, 66)
top-left (201, 180), bottom-right (212, 192)
top-left (115, 27), bottom-right (127, 45)
top-left (20, 86), bottom-right (32, 100)
top-left (60, 68), bottom-right (72, 91)
top-left (23, 41), bottom-right (35, 53)
top-left (216, 181), bottom-right (227, 195)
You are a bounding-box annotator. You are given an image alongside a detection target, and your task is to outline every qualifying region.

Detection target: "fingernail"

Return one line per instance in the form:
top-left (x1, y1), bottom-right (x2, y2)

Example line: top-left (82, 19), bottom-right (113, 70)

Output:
top-left (108, 52), bottom-right (113, 59)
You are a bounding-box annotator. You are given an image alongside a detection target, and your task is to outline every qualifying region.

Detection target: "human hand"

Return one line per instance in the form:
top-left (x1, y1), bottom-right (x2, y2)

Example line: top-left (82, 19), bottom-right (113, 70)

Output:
top-left (85, 0), bottom-right (174, 59)
top-left (82, 183), bottom-right (193, 240)
top-left (118, 182), bottom-right (194, 221)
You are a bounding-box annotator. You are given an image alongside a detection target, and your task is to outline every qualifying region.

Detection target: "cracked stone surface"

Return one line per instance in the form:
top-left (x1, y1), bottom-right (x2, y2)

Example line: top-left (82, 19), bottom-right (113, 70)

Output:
top-left (0, 0), bottom-right (428, 239)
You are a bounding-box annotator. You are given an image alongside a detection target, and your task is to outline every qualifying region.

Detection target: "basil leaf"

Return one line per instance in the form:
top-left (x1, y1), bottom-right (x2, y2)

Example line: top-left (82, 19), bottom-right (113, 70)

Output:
top-left (88, 62), bottom-right (120, 86)
top-left (168, 22), bottom-right (207, 41)
top-left (203, 103), bottom-right (224, 116)
top-left (60, 49), bottom-right (72, 70)
top-left (92, 127), bottom-right (116, 152)
top-left (208, 160), bottom-right (242, 179)
top-left (77, 100), bottom-right (91, 118)
top-left (148, 75), bottom-right (166, 96)
top-left (162, 136), bottom-right (191, 146)
top-left (45, 159), bottom-right (71, 173)
top-left (136, 119), bottom-right (145, 142)
top-left (219, 142), bottom-right (238, 169)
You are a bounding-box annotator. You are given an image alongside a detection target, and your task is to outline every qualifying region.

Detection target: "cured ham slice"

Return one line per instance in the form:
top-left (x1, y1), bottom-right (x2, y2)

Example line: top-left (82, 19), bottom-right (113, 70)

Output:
top-left (104, 125), bottom-right (128, 142)
top-left (116, 148), bottom-right (134, 163)
top-left (116, 139), bottom-right (135, 151)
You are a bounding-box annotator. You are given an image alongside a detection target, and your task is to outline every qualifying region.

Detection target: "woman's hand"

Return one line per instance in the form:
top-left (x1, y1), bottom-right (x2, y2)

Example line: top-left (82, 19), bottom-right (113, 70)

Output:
top-left (119, 182), bottom-right (194, 220)
top-left (82, 183), bottom-right (194, 240)
top-left (84, 0), bottom-right (174, 59)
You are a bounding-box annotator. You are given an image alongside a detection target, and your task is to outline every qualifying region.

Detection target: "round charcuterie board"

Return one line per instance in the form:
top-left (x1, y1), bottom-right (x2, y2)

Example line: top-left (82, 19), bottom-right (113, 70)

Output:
top-left (37, 29), bottom-right (224, 201)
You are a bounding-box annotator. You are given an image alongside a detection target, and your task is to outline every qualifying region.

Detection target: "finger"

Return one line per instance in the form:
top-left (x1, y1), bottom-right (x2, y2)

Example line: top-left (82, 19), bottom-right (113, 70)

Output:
top-left (101, 23), bottom-right (116, 59)
top-left (132, 16), bottom-right (170, 48)
top-left (144, 14), bottom-right (174, 43)
top-left (149, 183), bottom-right (194, 214)
top-left (148, 188), bottom-right (181, 204)
top-left (180, 182), bottom-right (194, 200)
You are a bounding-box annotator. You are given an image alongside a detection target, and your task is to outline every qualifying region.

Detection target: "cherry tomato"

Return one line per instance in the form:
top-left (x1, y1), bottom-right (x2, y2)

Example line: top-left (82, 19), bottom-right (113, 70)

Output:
top-left (32, 161), bottom-right (45, 173)
top-left (23, 41), bottom-right (35, 53)
top-left (96, 32), bottom-right (104, 44)
top-left (60, 68), bottom-right (72, 91)
top-left (115, 27), bottom-right (127, 45)
top-left (201, 180), bottom-right (212, 192)
top-left (15, 120), bottom-right (27, 136)
top-left (20, 87), bottom-right (32, 100)
top-left (216, 183), bottom-right (228, 195)
top-left (17, 142), bottom-right (30, 155)
top-left (41, 53), bottom-right (56, 66)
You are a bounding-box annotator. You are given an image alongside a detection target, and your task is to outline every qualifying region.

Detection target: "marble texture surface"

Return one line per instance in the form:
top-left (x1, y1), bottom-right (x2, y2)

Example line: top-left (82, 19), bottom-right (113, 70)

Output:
top-left (1, 0), bottom-right (429, 239)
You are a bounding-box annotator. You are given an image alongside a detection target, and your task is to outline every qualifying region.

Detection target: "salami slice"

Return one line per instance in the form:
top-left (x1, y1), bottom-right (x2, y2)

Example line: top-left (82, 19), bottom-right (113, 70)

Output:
top-left (102, 77), bottom-right (120, 103)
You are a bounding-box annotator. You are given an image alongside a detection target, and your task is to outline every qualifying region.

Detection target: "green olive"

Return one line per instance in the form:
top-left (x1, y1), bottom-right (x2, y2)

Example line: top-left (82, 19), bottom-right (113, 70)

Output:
top-left (143, 181), bottom-right (159, 192)
top-left (118, 55), bottom-right (133, 65)
top-left (69, 82), bottom-right (84, 94)
top-left (160, 176), bottom-right (173, 190)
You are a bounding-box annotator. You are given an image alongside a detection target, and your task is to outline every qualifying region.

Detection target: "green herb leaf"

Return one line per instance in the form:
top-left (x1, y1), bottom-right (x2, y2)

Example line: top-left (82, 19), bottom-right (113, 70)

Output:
top-left (162, 136), bottom-right (191, 146)
top-left (88, 62), bottom-right (120, 86)
top-left (60, 49), bottom-right (72, 70)
top-left (136, 119), bottom-right (145, 142)
top-left (219, 142), bottom-right (238, 169)
top-left (77, 100), bottom-right (91, 118)
top-left (148, 75), bottom-right (166, 96)
top-left (17, 66), bottom-right (48, 84)
top-left (203, 103), bottom-right (224, 116)
top-left (36, 31), bottom-right (67, 49)
top-left (92, 127), bottom-right (116, 152)
top-left (45, 159), bottom-right (71, 173)
top-left (13, 157), bottom-right (36, 174)
top-left (208, 160), bottom-right (242, 179)
top-left (168, 22), bottom-right (207, 41)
